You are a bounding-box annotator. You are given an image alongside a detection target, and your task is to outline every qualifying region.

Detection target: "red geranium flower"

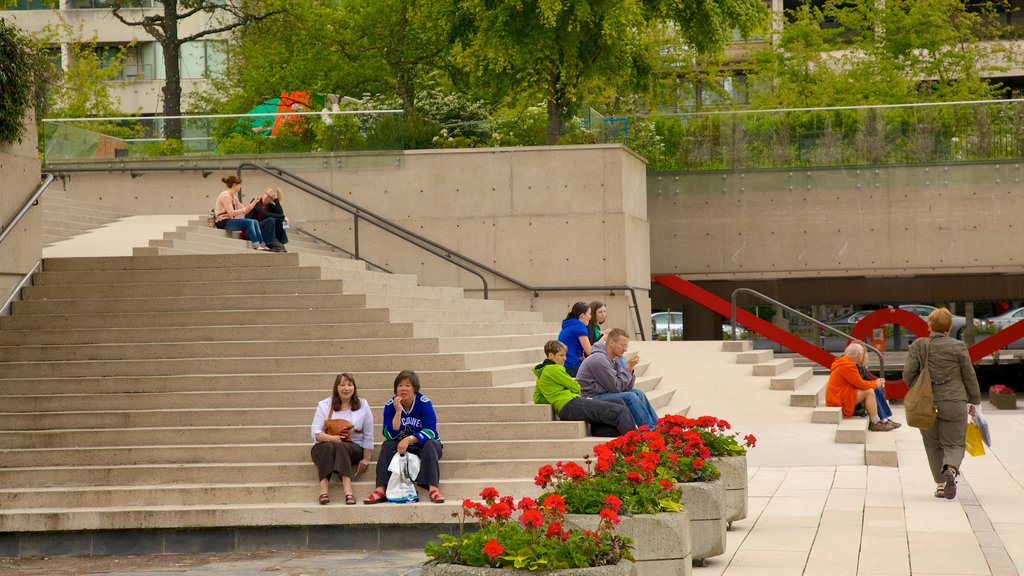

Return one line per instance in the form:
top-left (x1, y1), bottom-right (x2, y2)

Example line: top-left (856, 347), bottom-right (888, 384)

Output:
top-left (542, 493), bottom-right (566, 513)
top-left (603, 494), bottom-right (622, 511)
top-left (480, 487), bottom-right (499, 501)
top-left (544, 521), bottom-right (564, 540)
top-left (693, 458), bottom-right (704, 469)
top-left (659, 479), bottom-right (674, 489)
top-left (560, 461), bottom-right (586, 479)
top-left (626, 471), bottom-right (643, 483)
top-left (517, 497), bottom-right (537, 510)
top-left (599, 507), bottom-right (620, 525)
top-left (490, 502), bottom-right (512, 519)
top-left (483, 538), bottom-right (504, 559)
top-left (744, 434), bottom-right (757, 448)
top-left (519, 508), bottom-right (544, 528)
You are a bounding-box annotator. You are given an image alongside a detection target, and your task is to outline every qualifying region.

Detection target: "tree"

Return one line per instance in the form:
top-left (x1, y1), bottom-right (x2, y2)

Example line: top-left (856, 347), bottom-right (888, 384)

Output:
top-left (110, 0), bottom-right (283, 139)
top-left (456, 0), bottom-right (769, 144)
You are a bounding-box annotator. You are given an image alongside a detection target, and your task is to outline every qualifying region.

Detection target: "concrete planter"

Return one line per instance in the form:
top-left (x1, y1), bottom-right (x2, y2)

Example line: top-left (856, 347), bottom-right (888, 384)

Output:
top-left (564, 511), bottom-right (691, 576)
top-left (421, 560), bottom-right (637, 576)
top-left (991, 391), bottom-right (1017, 410)
top-left (706, 455), bottom-right (748, 526)
top-left (675, 479), bottom-right (726, 563)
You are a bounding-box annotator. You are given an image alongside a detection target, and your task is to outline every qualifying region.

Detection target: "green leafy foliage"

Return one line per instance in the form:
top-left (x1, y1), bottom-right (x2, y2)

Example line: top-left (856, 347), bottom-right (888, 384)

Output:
top-left (0, 20), bottom-right (37, 143)
top-left (424, 488), bottom-right (633, 570)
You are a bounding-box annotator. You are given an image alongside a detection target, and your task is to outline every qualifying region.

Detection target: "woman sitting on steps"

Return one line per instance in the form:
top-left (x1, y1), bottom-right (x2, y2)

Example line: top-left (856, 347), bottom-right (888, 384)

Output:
top-left (212, 175), bottom-right (270, 251)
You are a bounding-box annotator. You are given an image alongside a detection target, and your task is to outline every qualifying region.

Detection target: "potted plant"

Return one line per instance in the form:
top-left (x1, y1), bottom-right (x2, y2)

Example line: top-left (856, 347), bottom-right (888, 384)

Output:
top-left (535, 460), bottom-right (690, 576)
top-left (656, 415), bottom-right (757, 527)
top-left (989, 384), bottom-right (1017, 410)
top-left (423, 487), bottom-right (635, 575)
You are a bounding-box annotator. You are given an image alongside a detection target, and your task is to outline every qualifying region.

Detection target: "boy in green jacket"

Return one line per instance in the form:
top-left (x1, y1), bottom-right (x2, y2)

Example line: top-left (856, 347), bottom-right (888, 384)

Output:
top-left (533, 340), bottom-right (636, 437)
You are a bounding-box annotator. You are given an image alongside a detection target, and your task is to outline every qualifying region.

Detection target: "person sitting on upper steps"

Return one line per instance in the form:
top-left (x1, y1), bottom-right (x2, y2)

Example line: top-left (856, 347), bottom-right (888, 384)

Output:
top-left (576, 328), bottom-right (659, 430)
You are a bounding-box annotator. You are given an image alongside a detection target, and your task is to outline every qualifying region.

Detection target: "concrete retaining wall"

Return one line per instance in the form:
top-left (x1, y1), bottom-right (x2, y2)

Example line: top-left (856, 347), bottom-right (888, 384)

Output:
top-left (0, 111), bottom-right (42, 303)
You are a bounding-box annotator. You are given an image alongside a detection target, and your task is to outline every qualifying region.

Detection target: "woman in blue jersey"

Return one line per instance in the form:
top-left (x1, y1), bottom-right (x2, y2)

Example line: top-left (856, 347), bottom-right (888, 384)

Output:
top-left (363, 370), bottom-right (445, 504)
top-left (558, 302), bottom-right (592, 377)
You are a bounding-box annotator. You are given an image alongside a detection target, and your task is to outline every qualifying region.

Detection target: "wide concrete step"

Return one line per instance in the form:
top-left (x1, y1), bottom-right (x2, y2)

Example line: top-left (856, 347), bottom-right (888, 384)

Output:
top-left (864, 429), bottom-right (898, 466)
top-left (412, 321), bottom-right (559, 338)
top-left (736, 350), bottom-right (773, 364)
top-left (811, 406), bottom-right (843, 424)
top-left (0, 322), bottom-right (417, 346)
top-left (770, 367), bottom-right (813, 391)
top-left (42, 196), bottom-right (129, 217)
top-left (753, 358), bottom-right (794, 376)
top-left (0, 500), bottom-right (468, 532)
top-left (0, 347), bottom-right (540, 377)
top-left (0, 420), bottom-right (586, 448)
top-left (0, 307), bottom-right (391, 330)
top-left (0, 479), bottom-right (548, 509)
top-left (722, 340), bottom-right (753, 352)
top-left (0, 458), bottom-right (579, 488)
top-left (0, 403), bottom-right (555, 431)
top-left (41, 253), bottom-right (316, 272)
top-left (0, 438), bottom-right (601, 467)
top-left (11, 293), bottom-right (372, 315)
top-left (33, 265), bottom-right (323, 286)
top-left (836, 418), bottom-right (868, 444)
top-left (0, 333), bottom-right (550, 362)
top-left (43, 211), bottom-right (115, 227)
top-left (790, 377), bottom-right (827, 408)
top-left (0, 370), bottom-right (509, 395)
top-left (0, 386), bottom-right (534, 413)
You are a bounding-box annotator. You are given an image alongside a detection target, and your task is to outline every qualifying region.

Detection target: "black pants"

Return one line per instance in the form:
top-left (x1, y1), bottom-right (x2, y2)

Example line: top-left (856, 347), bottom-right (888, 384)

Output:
top-left (559, 396), bottom-right (636, 437)
top-left (375, 438), bottom-right (443, 489)
top-left (258, 217), bottom-right (281, 245)
top-left (311, 441), bottom-right (362, 480)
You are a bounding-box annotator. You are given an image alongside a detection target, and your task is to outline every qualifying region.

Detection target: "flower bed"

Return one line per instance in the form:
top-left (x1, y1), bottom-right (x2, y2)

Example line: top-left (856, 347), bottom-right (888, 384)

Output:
top-left (990, 385), bottom-right (1017, 410)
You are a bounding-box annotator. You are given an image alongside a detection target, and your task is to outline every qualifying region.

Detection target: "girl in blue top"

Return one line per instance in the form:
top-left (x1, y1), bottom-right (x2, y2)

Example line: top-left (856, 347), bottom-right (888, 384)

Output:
top-left (364, 370), bottom-right (445, 504)
top-left (558, 301), bottom-right (592, 377)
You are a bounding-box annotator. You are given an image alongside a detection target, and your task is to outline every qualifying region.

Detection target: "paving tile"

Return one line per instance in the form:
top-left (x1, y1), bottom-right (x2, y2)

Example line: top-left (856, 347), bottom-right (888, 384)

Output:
top-left (907, 530), bottom-right (990, 575)
top-left (858, 533), bottom-right (910, 575)
top-left (824, 488), bottom-right (866, 512)
top-left (819, 509), bottom-right (864, 527)
top-left (833, 466), bottom-right (868, 490)
top-left (739, 524), bottom-right (818, 552)
top-left (721, 549), bottom-right (808, 576)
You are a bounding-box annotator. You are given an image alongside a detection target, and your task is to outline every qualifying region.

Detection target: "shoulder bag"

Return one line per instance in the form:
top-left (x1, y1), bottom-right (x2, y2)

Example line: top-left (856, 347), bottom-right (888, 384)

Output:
top-left (905, 339), bottom-right (937, 429)
top-left (324, 405), bottom-right (354, 442)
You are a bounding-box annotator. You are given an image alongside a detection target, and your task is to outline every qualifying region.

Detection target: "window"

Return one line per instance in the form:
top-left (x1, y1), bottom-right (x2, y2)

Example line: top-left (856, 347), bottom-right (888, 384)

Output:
top-left (179, 40), bottom-right (226, 79)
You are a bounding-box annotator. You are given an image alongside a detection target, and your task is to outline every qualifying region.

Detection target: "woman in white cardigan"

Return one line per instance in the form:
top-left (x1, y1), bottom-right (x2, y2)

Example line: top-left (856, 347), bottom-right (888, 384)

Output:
top-left (310, 373), bottom-right (374, 505)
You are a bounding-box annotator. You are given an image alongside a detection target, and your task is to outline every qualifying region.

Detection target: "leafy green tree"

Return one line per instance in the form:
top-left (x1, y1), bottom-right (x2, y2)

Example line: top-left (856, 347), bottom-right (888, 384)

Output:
top-left (110, 0), bottom-right (284, 140)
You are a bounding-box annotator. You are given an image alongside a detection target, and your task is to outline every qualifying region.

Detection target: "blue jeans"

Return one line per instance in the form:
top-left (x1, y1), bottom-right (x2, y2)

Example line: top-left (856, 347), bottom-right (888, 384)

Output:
top-left (591, 390), bottom-right (658, 429)
top-left (875, 388), bottom-right (893, 420)
top-left (221, 218), bottom-right (264, 245)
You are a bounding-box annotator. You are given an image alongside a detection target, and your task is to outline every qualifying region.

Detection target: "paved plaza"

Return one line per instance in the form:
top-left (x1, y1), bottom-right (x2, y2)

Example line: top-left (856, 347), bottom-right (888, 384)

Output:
top-left (2, 404), bottom-right (1021, 576)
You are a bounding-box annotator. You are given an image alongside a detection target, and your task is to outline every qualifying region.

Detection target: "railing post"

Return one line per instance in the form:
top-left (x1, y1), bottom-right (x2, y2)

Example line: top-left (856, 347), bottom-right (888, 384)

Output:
top-left (353, 212), bottom-right (360, 261)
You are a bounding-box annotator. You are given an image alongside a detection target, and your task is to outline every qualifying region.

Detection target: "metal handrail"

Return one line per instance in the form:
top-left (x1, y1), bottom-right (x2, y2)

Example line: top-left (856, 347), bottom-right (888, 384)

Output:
top-left (0, 173), bottom-right (54, 246)
top-left (731, 288), bottom-right (885, 375)
top-left (1, 260), bottom-right (42, 317)
top-left (237, 163), bottom-right (647, 340)
top-left (291, 227), bottom-right (391, 273)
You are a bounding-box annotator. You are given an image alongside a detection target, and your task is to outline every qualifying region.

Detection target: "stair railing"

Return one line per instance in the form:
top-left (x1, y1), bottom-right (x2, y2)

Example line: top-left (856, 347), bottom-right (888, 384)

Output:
top-left (238, 163), bottom-right (647, 340)
top-left (1, 174), bottom-right (54, 316)
top-left (0, 173), bottom-right (54, 246)
top-left (731, 288), bottom-right (885, 375)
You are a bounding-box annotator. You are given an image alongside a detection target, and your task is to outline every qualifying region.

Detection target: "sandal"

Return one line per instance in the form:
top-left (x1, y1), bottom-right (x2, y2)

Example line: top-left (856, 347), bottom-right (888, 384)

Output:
top-left (319, 493), bottom-right (330, 505)
top-left (429, 487), bottom-right (445, 504)
top-left (345, 494), bottom-right (356, 505)
top-left (934, 485), bottom-right (945, 499)
top-left (363, 487), bottom-right (387, 505)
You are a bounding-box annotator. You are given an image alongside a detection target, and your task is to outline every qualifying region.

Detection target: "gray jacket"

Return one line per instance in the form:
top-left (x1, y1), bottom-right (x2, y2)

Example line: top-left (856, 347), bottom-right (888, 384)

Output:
top-left (902, 332), bottom-right (981, 404)
top-left (576, 342), bottom-right (635, 396)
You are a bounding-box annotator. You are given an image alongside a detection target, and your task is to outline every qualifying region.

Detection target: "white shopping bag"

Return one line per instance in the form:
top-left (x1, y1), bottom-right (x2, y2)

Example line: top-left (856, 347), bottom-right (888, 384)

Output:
top-left (974, 405), bottom-right (992, 447)
top-left (385, 452), bottom-right (421, 503)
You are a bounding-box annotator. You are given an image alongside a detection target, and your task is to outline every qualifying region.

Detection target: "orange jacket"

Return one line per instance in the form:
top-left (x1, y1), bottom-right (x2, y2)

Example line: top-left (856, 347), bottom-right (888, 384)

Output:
top-left (825, 356), bottom-right (879, 417)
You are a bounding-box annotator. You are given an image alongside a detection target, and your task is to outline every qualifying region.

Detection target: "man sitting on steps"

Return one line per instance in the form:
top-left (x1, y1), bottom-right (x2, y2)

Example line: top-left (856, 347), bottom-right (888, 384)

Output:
top-left (576, 328), bottom-right (659, 430)
top-left (826, 342), bottom-right (896, 432)
top-left (533, 340), bottom-right (636, 437)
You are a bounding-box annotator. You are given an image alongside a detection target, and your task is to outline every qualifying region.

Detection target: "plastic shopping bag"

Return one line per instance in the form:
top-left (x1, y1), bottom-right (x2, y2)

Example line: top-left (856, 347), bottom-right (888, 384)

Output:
top-left (973, 405), bottom-right (991, 447)
top-left (385, 452), bottom-right (421, 503)
top-left (965, 418), bottom-right (986, 457)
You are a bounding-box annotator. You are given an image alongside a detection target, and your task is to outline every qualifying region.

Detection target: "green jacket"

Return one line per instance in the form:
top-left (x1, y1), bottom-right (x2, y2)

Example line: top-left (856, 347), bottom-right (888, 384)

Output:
top-left (532, 360), bottom-right (580, 413)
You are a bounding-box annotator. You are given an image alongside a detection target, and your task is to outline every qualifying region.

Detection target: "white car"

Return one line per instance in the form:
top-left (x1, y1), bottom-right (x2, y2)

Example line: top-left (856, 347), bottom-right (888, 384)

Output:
top-left (899, 304), bottom-right (982, 339)
top-left (986, 307), bottom-right (1024, 330)
top-left (651, 311), bottom-right (683, 339)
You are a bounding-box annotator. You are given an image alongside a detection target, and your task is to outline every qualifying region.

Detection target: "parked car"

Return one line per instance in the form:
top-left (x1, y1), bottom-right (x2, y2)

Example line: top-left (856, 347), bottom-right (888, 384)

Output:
top-left (898, 304), bottom-right (983, 339)
top-left (827, 310), bottom-right (873, 327)
top-left (651, 311), bottom-right (736, 339)
top-left (651, 311), bottom-right (683, 339)
top-left (986, 307), bottom-right (1024, 330)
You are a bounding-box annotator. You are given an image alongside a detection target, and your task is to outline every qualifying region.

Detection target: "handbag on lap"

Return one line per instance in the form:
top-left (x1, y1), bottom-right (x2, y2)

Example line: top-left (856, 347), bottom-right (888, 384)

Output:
top-left (324, 406), bottom-right (354, 442)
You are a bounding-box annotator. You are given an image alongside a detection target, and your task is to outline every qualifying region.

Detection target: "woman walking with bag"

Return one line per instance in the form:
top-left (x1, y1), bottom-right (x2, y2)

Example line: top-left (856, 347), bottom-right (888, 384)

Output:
top-left (903, 308), bottom-right (982, 500)
top-left (310, 373), bottom-right (373, 505)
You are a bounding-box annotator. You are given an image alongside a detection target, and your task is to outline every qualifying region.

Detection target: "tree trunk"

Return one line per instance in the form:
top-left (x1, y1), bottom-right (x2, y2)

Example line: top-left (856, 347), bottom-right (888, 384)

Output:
top-left (161, 0), bottom-right (183, 140)
top-left (545, 97), bottom-right (562, 145)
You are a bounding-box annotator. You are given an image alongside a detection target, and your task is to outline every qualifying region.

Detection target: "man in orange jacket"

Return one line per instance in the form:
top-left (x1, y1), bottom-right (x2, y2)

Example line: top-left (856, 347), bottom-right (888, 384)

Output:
top-left (826, 343), bottom-right (895, 432)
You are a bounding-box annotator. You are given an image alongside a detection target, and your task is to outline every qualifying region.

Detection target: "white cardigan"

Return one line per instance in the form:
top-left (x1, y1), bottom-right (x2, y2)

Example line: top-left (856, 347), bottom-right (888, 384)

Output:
top-left (310, 396), bottom-right (374, 449)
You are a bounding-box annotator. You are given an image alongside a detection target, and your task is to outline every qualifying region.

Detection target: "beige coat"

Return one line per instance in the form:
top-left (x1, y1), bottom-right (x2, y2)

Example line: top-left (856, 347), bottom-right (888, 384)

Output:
top-left (902, 332), bottom-right (981, 404)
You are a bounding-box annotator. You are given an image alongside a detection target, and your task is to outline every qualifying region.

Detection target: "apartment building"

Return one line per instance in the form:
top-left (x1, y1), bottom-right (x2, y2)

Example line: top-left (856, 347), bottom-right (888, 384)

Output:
top-left (1, 0), bottom-right (226, 115)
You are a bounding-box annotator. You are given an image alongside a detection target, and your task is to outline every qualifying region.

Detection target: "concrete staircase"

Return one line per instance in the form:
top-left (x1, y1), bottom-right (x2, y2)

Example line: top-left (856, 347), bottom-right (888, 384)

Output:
top-left (722, 341), bottom-right (897, 466)
top-left (0, 247), bottom-right (671, 536)
top-left (41, 188), bottom-right (132, 246)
